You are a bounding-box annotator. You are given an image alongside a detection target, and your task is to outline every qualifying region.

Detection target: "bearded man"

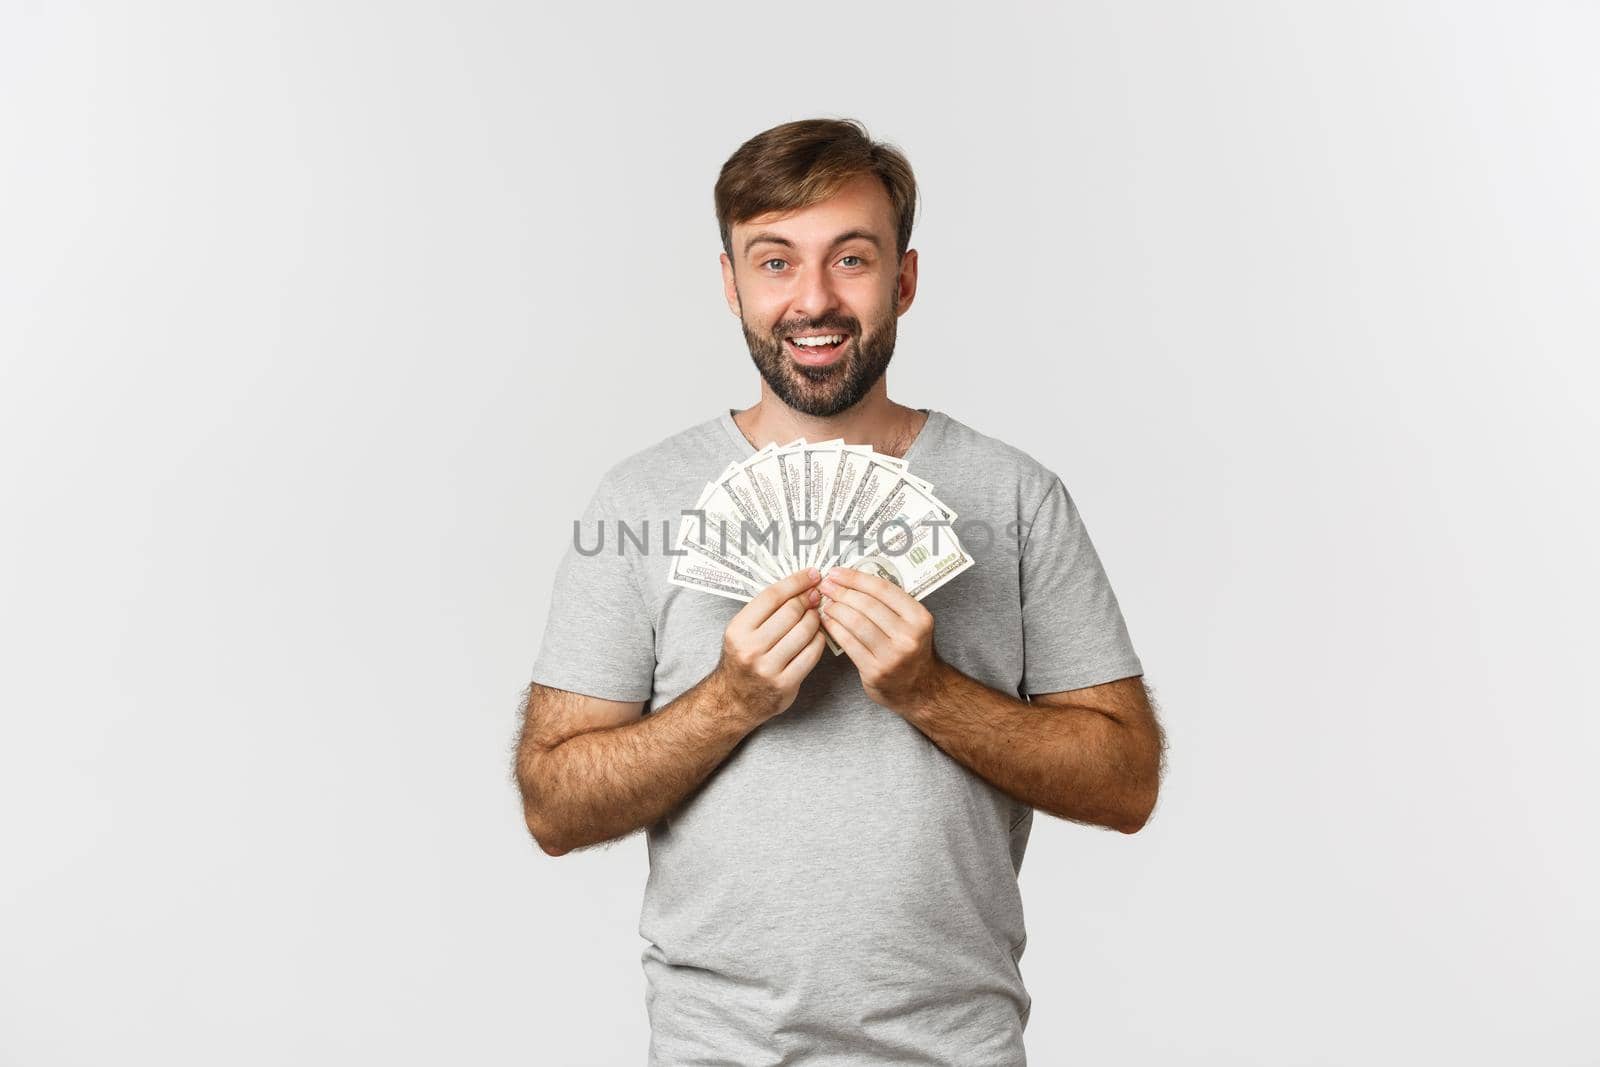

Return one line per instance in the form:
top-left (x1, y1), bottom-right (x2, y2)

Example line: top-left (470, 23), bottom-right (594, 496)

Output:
top-left (515, 116), bottom-right (1164, 1066)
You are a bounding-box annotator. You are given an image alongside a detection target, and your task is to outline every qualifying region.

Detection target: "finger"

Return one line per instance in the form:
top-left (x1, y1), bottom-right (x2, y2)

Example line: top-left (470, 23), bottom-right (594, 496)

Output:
top-left (740, 567), bottom-right (821, 631)
top-left (819, 601), bottom-right (876, 666)
top-left (778, 626), bottom-right (827, 685)
top-left (820, 597), bottom-right (886, 661)
top-left (765, 606), bottom-right (822, 667)
top-left (818, 574), bottom-right (903, 641)
top-left (821, 564), bottom-right (922, 624)
top-left (751, 586), bottom-right (819, 649)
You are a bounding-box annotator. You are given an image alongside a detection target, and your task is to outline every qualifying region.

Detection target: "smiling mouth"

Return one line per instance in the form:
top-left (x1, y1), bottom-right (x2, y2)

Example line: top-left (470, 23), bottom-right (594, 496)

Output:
top-left (784, 333), bottom-right (850, 366)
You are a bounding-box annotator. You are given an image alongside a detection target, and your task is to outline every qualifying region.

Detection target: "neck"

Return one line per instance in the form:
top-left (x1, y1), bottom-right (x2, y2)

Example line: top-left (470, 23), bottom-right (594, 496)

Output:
top-left (733, 380), bottom-right (927, 459)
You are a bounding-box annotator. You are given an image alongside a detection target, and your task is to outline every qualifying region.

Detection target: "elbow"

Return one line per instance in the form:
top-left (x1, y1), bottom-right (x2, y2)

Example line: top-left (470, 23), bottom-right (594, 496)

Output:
top-left (522, 805), bottom-right (571, 858)
top-left (1116, 810), bottom-right (1151, 835)
top-left (1116, 779), bottom-right (1160, 835)
top-left (1116, 729), bottom-right (1164, 834)
top-left (516, 749), bottom-right (571, 856)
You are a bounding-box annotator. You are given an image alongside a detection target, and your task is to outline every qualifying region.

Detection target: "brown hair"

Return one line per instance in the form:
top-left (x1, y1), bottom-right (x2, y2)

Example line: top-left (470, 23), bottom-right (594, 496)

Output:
top-left (714, 117), bottom-right (919, 262)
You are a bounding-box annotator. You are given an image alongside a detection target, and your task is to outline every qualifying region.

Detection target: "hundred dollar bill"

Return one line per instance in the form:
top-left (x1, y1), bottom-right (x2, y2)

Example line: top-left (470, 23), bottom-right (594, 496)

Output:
top-left (814, 477), bottom-right (972, 653)
top-left (798, 439), bottom-right (845, 569)
top-left (812, 446), bottom-right (869, 569)
top-left (837, 500), bottom-right (973, 600)
top-left (850, 475), bottom-right (948, 568)
top-left (705, 463), bottom-right (788, 580)
top-left (833, 528), bottom-right (973, 604)
top-left (669, 468), bottom-right (845, 654)
top-left (813, 452), bottom-right (910, 574)
top-left (770, 438), bottom-right (854, 571)
top-left (679, 465), bottom-right (788, 585)
top-left (776, 444), bottom-right (812, 572)
top-left (666, 542), bottom-right (763, 602)
top-left (737, 448), bottom-right (800, 575)
top-left (835, 444), bottom-right (945, 515)
top-left (816, 526), bottom-right (971, 657)
top-left (667, 539), bottom-right (846, 655)
top-left (671, 496), bottom-right (779, 588)
top-left (670, 431), bottom-right (970, 657)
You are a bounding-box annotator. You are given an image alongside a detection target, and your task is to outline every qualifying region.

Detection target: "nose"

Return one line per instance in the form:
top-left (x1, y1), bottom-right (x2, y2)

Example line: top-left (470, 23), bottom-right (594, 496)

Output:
top-left (789, 261), bottom-right (840, 321)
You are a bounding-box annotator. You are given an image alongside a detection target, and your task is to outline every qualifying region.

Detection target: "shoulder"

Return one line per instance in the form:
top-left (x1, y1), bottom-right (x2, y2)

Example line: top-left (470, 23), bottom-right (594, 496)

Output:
top-left (934, 410), bottom-right (1063, 509)
top-left (592, 414), bottom-right (729, 503)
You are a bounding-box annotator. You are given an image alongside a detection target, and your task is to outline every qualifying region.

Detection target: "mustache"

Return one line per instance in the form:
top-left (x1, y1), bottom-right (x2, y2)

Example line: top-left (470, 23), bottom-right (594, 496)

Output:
top-left (775, 320), bottom-right (858, 338)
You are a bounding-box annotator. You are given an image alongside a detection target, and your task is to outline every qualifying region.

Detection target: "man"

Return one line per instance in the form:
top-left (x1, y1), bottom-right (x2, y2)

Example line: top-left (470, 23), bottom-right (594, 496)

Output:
top-left (515, 117), bottom-right (1165, 1065)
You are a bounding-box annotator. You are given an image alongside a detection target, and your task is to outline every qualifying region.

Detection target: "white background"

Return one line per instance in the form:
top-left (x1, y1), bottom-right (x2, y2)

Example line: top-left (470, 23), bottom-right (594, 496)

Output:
top-left (3, 3), bottom-right (1595, 1064)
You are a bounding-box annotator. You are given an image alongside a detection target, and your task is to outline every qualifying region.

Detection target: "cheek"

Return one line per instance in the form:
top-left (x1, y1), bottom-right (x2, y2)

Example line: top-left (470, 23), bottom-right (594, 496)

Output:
top-left (740, 305), bottom-right (783, 335)
top-left (850, 284), bottom-right (895, 319)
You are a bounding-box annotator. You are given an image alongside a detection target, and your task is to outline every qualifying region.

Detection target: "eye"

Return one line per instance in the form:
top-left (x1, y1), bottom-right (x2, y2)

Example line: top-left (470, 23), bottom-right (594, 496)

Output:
top-left (761, 258), bottom-right (788, 272)
top-left (839, 255), bottom-right (864, 268)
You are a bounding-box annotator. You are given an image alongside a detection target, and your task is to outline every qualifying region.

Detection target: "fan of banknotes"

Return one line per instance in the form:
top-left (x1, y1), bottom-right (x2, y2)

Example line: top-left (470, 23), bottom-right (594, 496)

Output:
top-left (667, 437), bottom-right (975, 654)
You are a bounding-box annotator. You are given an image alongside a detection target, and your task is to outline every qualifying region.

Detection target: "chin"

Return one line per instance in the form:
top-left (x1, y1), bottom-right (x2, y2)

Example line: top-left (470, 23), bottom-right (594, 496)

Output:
top-left (791, 362), bottom-right (844, 384)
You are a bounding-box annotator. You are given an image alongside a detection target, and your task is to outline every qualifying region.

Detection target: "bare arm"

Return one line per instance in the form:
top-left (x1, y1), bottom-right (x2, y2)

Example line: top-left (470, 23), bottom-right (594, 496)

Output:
top-left (901, 670), bottom-right (1165, 834)
top-left (816, 564), bottom-right (1166, 834)
top-left (514, 675), bottom-right (750, 857)
top-left (514, 567), bottom-right (827, 856)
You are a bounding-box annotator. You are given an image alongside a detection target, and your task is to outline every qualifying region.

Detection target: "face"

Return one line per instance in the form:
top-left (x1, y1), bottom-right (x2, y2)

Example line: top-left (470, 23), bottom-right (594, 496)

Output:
top-left (721, 173), bottom-right (918, 417)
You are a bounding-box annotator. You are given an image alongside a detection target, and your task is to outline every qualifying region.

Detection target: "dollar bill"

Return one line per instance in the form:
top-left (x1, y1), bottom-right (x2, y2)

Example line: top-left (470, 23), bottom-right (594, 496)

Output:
top-left (669, 433), bottom-right (974, 655)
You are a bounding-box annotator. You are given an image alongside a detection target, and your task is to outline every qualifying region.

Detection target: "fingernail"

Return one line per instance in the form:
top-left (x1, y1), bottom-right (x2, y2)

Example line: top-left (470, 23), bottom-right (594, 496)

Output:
top-left (808, 567), bottom-right (820, 579)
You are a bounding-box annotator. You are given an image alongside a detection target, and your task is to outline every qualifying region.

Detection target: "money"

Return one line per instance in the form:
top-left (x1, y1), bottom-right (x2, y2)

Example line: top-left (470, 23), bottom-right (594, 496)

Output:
top-left (667, 436), bottom-right (975, 655)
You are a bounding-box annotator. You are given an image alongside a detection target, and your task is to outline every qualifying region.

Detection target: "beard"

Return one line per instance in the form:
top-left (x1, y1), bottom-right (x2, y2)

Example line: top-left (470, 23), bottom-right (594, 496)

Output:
top-left (740, 300), bottom-right (898, 418)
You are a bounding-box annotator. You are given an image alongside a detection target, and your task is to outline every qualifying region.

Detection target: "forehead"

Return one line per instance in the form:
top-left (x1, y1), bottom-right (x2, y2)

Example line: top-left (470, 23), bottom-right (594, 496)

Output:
top-left (733, 173), bottom-right (895, 251)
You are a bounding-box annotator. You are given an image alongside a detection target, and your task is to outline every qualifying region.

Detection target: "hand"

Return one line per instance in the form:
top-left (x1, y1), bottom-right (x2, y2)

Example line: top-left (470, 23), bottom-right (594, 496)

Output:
top-left (713, 567), bottom-right (827, 727)
top-left (817, 565), bottom-right (948, 714)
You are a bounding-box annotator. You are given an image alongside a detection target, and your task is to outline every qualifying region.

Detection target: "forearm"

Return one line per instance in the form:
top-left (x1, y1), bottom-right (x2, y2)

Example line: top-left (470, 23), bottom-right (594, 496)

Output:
top-left (521, 672), bottom-right (754, 855)
top-left (901, 662), bottom-right (1152, 833)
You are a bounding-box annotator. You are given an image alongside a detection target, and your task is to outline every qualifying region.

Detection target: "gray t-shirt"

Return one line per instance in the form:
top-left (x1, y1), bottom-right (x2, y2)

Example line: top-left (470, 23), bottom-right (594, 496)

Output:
top-left (529, 408), bottom-right (1144, 1065)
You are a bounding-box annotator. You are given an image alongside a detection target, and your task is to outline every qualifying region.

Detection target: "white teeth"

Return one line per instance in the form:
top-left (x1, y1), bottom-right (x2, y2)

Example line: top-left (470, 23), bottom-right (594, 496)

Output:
top-left (791, 335), bottom-right (843, 346)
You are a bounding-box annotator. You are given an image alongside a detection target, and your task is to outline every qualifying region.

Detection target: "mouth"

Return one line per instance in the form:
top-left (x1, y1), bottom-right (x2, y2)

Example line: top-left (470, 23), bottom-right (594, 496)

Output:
top-left (783, 332), bottom-right (850, 367)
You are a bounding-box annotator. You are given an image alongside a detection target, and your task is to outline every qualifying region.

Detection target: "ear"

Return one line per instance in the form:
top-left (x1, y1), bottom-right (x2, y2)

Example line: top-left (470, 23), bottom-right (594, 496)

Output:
top-left (720, 253), bottom-right (742, 317)
top-left (895, 248), bottom-right (919, 316)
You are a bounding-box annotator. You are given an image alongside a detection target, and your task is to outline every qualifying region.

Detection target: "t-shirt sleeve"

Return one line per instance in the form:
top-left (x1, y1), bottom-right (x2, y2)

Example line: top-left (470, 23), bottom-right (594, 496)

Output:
top-left (1017, 474), bottom-right (1144, 696)
top-left (527, 473), bottom-right (656, 703)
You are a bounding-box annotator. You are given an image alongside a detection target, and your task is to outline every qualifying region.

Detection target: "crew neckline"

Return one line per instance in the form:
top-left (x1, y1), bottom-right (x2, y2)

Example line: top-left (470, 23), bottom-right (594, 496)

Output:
top-left (719, 407), bottom-right (943, 466)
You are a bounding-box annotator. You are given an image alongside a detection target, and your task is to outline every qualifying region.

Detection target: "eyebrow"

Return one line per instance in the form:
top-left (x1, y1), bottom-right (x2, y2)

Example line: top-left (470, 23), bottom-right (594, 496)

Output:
top-left (743, 229), bottom-right (883, 256)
